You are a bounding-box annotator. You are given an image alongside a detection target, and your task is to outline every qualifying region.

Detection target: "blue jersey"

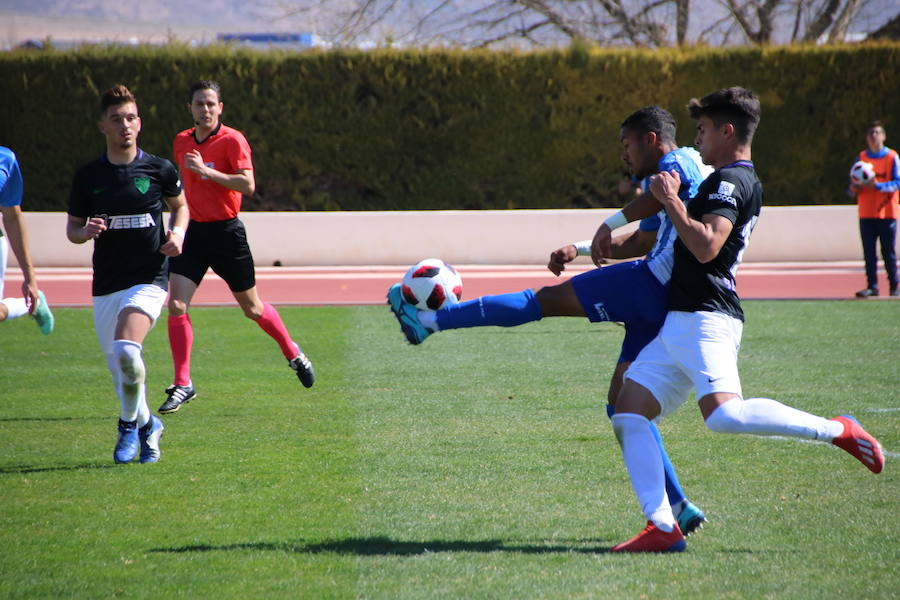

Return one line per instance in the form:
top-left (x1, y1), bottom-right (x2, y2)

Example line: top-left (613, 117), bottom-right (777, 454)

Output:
top-left (0, 146), bottom-right (24, 208)
top-left (570, 149), bottom-right (711, 363)
top-left (640, 147), bottom-right (711, 284)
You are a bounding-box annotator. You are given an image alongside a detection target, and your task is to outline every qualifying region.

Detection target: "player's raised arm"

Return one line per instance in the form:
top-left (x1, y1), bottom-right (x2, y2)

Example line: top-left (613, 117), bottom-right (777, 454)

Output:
top-left (650, 170), bottom-right (733, 264)
top-left (590, 190), bottom-right (663, 266)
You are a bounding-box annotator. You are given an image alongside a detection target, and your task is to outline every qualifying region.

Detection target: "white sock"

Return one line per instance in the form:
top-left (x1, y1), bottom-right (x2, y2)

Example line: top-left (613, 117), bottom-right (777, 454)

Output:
top-left (705, 397), bottom-right (843, 441)
top-left (112, 340), bottom-right (149, 427)
top-left (612, 413), bottom-right (675, 531)
top-left (417, 311), bottom-right (439, 331)
top-left (1, 297), bottom-right (28, 320)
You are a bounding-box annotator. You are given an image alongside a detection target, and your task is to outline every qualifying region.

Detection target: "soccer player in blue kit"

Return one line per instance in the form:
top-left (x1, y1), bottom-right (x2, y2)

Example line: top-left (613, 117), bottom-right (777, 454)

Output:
top-left (389, 106), bottom-right (713, 534)
top-left (609, 88), bottom-right (884, 553)
top-left (0, 146), bottom-right (54, 333)
top-left (67, 85), bottom-right (190, 464)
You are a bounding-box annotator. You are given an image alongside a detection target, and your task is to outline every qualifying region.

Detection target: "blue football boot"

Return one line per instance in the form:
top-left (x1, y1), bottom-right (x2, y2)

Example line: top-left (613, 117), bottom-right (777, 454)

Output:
top-left (138, 415), bottom-right (165, 463)
top-left (675, 500), bottom-right (707, 536)
top-left (114, 419), bottom-right (139, 464)
top-left (32, 291), bottom-right (54, 335)
top-left (386, 283), bottom-right (431, 345)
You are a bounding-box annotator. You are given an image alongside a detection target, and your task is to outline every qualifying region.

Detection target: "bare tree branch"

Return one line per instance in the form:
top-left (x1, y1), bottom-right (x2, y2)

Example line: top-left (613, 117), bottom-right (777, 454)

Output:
top-left (261, 0), bottom-right (887, 49)
top-left (803, 0), bottom-right (842, 41)
top-left (826, 0), bottom-right (861, 41)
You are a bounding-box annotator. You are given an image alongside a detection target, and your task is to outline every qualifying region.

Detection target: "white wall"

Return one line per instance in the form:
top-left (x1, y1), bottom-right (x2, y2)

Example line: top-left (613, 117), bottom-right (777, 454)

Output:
top-left (12, 206), bottom-right (869, 267)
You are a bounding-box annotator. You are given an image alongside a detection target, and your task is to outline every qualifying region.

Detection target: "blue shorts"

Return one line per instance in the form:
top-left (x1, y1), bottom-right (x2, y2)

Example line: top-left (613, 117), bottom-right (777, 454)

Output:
top-left (570, 260), bottom-right (668, 364)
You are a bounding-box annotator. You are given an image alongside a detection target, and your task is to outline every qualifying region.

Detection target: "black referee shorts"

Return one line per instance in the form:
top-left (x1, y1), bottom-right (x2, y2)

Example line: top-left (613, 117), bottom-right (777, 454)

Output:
top-left (170, 218), bottom-right (256, 292)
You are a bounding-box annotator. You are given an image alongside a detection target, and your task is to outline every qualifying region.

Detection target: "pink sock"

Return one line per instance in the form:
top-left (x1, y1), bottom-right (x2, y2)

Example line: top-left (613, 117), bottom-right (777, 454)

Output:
top-left (168, 314), bottom-right (193, 386)
top-left (256, 303), bottom-right (297, 360)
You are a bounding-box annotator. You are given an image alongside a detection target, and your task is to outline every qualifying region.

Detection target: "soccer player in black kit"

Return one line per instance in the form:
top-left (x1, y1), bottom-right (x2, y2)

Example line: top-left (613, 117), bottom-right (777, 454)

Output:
top-left (67, 84), bottom-right (190, 464)
top-left (607, 87), bottom-right (884, 553)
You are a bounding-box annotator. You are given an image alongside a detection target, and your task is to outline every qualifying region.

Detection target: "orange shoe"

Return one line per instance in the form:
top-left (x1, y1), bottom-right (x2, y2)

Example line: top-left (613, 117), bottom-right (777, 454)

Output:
top-left (611, 521), bottom-right (686, 553)
top-left (831, 416), bottom-right (884, 474)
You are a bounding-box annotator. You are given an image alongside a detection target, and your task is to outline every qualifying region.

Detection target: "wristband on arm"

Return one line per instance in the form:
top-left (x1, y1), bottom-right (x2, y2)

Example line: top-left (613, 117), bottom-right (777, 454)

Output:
top-left (603, 210), bottom-right (629, 231)
top-left (574, 240), bottom-right (592, 257)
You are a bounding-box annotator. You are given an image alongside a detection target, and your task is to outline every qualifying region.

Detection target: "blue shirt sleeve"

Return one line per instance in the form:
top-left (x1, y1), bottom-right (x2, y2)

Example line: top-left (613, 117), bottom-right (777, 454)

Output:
top-left (0, 149), bottom-right (24, 208)
top-left (874, 152), bottom-right (900, 194)
top-left (639, 215), bottom-right (661, 231)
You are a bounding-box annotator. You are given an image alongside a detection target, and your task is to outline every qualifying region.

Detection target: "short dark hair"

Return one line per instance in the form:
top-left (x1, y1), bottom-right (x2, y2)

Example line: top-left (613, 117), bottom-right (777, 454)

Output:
top-left (867, 120), bottom-right (885, 131)
top-left (621, 106), bottom-right (677, 144)
top-left (189, 80), bottom-right (222, 103)
top-left (687, 87), bottom-right (760, 144)
top-left (99, 84), bottom-right (136, 116)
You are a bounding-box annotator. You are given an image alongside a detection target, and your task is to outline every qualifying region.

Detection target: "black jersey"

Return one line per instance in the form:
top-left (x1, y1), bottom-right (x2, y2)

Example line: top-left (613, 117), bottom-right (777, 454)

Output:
top-left (69, 149), bottom-right (182, 296)
top-left (667, 162), bottom-right (762, 321)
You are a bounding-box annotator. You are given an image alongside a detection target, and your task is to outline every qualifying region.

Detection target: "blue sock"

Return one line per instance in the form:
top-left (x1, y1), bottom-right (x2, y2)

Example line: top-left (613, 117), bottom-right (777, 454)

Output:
top-left (436, 289), bottom-right (542, 331)
top-left (606, 404), bottom-right (687, 508)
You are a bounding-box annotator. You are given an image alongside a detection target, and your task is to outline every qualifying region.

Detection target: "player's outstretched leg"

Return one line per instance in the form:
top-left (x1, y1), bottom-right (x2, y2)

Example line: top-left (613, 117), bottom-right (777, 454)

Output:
top-left (387, 284), bottom-right (544, 345)
top-left (138, 415), bottom-right (165, 463)
top-left (387, 283), bottom-right (432, 345)
top-left (704, 398), bottom-right (884, 475)
top-left (830, 415), bottom-right (884, 474)
top-left (32, 291), bottom-right (54, 334)
top-left (431, 289), bottom-right (543, 331)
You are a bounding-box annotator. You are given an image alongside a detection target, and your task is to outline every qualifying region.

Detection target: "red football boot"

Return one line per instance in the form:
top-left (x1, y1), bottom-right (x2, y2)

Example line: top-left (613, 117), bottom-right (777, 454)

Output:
top-left (611, 521), bottom-right (686, 553)
top-left (831, 416), bottom-right (884, 474)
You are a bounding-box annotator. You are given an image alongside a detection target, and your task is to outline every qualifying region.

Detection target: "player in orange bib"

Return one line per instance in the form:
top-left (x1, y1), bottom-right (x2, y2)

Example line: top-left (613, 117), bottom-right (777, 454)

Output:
top-left (849, 120), bottom-right (899, 298)
top-left (159, 80), bottom-right (315, 415)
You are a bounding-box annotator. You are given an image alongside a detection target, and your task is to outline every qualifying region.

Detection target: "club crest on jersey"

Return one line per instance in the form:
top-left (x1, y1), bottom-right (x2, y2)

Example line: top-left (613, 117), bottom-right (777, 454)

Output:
top-left (709, 180), bottom-right (737, 207)
top-left (717, 181), bottom-right (735, 196)
top-left (134, 177), bottom-right (150, 194)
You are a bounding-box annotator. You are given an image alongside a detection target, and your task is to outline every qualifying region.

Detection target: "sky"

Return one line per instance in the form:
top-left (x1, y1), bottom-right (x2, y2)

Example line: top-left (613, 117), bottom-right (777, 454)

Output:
top-left (1, 0), bottom-right (896, 49)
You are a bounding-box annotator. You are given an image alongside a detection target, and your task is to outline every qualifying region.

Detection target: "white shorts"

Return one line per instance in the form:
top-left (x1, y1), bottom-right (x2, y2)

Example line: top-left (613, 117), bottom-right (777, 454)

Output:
top-left (624, 310), bottom-right (743, 418)
top-left (93, 284), bottom-right (167, 355)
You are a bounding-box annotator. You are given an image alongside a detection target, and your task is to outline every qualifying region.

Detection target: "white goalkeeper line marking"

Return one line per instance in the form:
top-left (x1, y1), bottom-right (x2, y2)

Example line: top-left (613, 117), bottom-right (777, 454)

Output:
top-left (764, 436), bottom-right (900, 459)
top-left (861, 407), bottom-right (900, 413)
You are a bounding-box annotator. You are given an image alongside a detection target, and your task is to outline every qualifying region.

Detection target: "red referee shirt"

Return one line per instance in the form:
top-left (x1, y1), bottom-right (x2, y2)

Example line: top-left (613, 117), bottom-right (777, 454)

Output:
top-left (173, 124), bottom-right (253, 222)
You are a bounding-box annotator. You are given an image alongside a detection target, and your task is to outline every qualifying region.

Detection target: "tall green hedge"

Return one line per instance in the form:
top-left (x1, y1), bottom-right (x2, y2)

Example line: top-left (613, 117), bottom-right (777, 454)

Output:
top-left (1, 43), bottom-right (898, 211)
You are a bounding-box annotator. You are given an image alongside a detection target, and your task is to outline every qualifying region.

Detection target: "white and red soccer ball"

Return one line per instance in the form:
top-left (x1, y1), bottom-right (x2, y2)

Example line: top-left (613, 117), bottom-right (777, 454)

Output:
top-left (850, 160), bottom-right (876, 185)
top-left (401, 258), bottom-right (463, 311)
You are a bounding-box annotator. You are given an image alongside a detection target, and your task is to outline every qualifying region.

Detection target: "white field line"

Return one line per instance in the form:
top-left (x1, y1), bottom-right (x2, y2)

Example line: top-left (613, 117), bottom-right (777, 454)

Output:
top-left (763, 436), bottom-right (899, 459)
top-left (7, 262), bottom-right (866, 282)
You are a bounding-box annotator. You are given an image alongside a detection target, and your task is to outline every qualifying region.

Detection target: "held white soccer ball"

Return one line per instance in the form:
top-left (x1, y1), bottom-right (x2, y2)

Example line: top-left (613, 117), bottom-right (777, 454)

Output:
top-left (401, 258), bottom-right (463, 311)
top-left (850, 160), bottom-right (876, 185)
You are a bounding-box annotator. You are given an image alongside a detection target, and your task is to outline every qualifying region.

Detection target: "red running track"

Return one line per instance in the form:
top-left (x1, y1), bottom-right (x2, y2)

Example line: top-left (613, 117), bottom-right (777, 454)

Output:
top-left (6, 261), bottom-right (899, 307)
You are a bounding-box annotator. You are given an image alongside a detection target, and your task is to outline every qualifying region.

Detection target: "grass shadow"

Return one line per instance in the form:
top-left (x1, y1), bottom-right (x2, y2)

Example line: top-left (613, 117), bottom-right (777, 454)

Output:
top-left (0, 416), bottom-right (109, 423)
top-left (0, 462), bottom-right (117, 475)
top-left (150, 536), bottom-right (614, 556)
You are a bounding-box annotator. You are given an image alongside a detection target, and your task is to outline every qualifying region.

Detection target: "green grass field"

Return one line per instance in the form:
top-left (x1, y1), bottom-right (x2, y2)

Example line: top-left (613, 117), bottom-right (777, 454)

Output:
top-left (0, 301), bottom-right (897, 599)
